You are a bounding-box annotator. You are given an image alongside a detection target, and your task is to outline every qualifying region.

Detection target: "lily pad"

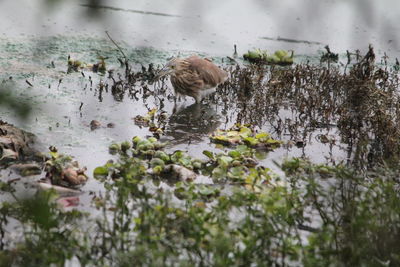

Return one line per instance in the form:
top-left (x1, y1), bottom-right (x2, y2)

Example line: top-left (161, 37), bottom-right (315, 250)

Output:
top-left (93, 166), bottom-right (109, 178)
top-left (243, 49), bottom-right (294, 65)
top-left (210, 124), bottom-right (282, 150)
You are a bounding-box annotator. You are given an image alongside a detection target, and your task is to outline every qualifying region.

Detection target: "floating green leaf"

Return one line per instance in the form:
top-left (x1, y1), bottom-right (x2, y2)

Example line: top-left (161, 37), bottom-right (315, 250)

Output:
top-left (243, 49), bottom-right (294, 65)
top-left (210, 125), bottom-right (282, 150)
top-left (203, 150), bottom-right (215, 160)
top-left (93, 166), bottom-right (108, 178)
top-left (218, 156), bottom-right (233, 167)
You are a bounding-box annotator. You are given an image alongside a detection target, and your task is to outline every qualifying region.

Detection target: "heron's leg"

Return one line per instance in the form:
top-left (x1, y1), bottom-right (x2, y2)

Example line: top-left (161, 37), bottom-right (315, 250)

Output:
top-left (194, 93), bottom-right (202, 104)
top-left (192, 102), bottom-right (202, 119)
top-left (172, 102), bottom-right (186, 114)
top-left (173, 93), bottom-right (183, 103)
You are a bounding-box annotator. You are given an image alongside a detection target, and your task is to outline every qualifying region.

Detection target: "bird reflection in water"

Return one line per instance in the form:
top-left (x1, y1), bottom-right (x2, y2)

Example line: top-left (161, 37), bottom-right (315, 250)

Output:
top-left (161, 102), bottom-right (221, 145)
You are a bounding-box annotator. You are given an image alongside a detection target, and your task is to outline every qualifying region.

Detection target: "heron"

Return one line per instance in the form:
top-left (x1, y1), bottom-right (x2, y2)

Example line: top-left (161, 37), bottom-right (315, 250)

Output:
top-left (156, 55), bottom-right (228, 103)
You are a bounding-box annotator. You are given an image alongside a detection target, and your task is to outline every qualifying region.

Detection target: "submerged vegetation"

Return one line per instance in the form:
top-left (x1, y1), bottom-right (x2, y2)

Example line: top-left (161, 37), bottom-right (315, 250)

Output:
top-left (220, 45), bottom-right (400, 169)
top-left (1, 44), bottom-right (400, 265)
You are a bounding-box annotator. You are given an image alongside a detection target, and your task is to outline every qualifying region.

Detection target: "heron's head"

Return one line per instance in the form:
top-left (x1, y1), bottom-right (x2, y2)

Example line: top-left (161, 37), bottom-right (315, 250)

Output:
top-left (156, 58), bottom-right (185, 79)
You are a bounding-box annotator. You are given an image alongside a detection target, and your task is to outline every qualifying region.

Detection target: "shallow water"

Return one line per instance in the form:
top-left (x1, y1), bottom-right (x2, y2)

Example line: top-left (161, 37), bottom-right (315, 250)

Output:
top-left (2, 0), bottom-right (400, 55)
top-left (1, 0), bottom-right (399, 202)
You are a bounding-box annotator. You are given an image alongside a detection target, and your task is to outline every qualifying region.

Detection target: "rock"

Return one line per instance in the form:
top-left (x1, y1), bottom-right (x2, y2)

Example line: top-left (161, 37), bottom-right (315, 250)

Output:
top-left (45, 150), bottom-right (88, 188)
top-left (62, 167), bottom-right (88, 186)
top-left (0, 136), bottom-right (13, 146)
top-left (107, 122), bottom-right (115, 128)
top-left (0, 148), bottom-right (18, 164)
top-left (37, 182), bottom-right (82, 196)
top-left (165, 164), bottom-right (197, 181)
top-left (57, 196), bottom-right (80, 208)
top-left (10, 163), bottom-right (42, 176)
top-left (0, 120), bottom-right (44, 166)
top-left (90, 120), bottom-right (101, 130)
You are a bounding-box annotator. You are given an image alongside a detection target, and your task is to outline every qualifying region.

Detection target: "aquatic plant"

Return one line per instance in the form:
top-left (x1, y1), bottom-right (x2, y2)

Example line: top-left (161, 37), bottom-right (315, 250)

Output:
top-left (320, 45), bottom-right (339, 63)
top-left (219, 46), bottom-right (400, 169)
top-left (133, 108), bottom-right (167, 138)
top-left (243, 49), bottom-right (294, 65)
top-left (67, 55), bottom-right (107, 73)
top-left (210, 124), bottom-right (282, 149)
top-left (0, 135), bottom-right (400, 265)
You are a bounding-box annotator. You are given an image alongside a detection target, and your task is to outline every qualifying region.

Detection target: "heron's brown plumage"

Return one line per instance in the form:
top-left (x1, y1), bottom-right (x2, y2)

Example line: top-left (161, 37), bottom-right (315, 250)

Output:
top-left (160, 55), bottom-right (228, 103)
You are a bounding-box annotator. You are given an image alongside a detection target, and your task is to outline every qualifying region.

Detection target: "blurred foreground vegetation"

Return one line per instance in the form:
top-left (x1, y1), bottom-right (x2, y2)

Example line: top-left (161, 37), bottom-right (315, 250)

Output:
top-left (0, 136), bottom-right (399, 266)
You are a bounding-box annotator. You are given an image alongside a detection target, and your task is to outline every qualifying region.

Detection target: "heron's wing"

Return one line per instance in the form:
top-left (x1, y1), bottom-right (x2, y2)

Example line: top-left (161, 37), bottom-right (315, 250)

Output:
top-left (186, 56), bottom-right (227, 89)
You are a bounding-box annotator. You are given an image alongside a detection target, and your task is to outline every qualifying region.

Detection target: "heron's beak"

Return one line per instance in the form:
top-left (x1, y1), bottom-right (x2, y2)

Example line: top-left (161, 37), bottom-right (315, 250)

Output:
top-left (155, 66), bottom-right (172, 80)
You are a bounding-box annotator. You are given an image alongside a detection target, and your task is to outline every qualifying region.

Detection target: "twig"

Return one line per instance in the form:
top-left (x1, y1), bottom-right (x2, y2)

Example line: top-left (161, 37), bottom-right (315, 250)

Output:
top-left (226, 56), bottom-right (237, 64)
top-left (297, 224), bottom-right (319, 233)
top-left (105, 31), bottom-right (127, 61)
top-left (7, 178), bottom-right (21, 184)
top-left (25, 80), bottom-right (33, 87)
